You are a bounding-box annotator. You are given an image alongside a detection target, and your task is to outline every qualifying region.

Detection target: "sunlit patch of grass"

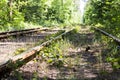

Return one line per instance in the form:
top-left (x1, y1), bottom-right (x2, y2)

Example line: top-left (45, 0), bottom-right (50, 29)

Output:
top-left (14, 48), bottom-right (27, 55)
top-left (0, 22), bottom-right (43, 32)
top-left (74, 25), bottom-right (81, 32)
top-left (21, 22), bottom-right (42, 29)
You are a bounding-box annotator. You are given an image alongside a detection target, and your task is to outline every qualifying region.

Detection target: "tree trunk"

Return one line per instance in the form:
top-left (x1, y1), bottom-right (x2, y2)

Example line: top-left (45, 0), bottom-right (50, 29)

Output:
top-left (8, 0), bottom-right (13, 21)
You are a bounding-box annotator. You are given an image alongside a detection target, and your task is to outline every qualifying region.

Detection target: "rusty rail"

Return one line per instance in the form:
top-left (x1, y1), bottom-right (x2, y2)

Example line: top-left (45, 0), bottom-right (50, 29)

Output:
top-left (0, 28), bottom-right (50, 39)
top-left (0, 28), bottom-right (41, 35)
top-left (93, 27), bottom-right (120, 45)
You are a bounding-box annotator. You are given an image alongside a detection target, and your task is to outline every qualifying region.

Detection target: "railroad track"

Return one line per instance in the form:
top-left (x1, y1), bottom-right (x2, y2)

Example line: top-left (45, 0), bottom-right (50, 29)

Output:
top-left (0, 27), bottom-right (119, 79)
top-left (2, 27), bottom-right (117, 78)
top-left (0, 28), bottom-right (73, 78)
top-left (0, 28), bottom-right (59, 61)
top-left (0, 28), bottom-right (61, 59)
top-left (93, 27), bottom-right (120, 45)
top-left (0, 28), bottom-right (48, 39)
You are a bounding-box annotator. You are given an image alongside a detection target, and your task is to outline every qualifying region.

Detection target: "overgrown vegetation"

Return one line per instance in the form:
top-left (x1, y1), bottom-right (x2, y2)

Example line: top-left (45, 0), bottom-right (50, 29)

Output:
top-left (95, 33), bottom-right (120, 69)
top-left (38, 28), bottom-right (79, 67)
top-left (39, 39), bottom-right (73, 67)
top-left (0, 0), bottom-right (81, 31)
top-left (84, 0), bottom-right (120, 69)
top-left (4, 26), bottom-right (83, 79)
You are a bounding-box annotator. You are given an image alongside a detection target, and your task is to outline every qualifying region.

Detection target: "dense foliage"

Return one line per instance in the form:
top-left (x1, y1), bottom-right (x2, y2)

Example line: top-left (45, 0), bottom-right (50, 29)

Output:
top-left (84, 0), bottom-right (120, 69)
top-left (0, 0), bottom-right (24, 30)
top-left (84, 0), bottom-right (120, 34)
top-left (0, 0), bottom-right (80, 31)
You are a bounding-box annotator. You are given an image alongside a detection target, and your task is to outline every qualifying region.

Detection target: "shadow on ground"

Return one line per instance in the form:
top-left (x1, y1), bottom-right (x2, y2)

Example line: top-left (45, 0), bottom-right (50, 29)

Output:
top-left (63, 30), bottom-right (94, 47)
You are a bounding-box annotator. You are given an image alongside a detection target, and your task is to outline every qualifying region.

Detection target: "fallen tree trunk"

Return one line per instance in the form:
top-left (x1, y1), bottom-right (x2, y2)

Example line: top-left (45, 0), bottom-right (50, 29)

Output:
top-left (0, 29), bottom-right (73, 77)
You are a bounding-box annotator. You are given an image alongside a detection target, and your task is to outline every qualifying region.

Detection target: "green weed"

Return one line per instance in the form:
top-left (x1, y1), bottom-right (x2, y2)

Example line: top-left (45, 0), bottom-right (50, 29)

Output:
top-left (39, 38), bottom-right (72, 67)
top-left (95, 33), bottom-right (120, 69)
top-left (14, 48), bottom-right (27, 55)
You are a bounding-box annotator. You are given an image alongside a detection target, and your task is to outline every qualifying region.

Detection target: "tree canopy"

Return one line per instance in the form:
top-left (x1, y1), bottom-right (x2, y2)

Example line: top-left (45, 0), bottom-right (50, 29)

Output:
top-left (84, 0), bottom-right (120, 69)
top-left (0, 0), bottom-right (81, 31)
top-left (84, 0), bottom-right (120, 35)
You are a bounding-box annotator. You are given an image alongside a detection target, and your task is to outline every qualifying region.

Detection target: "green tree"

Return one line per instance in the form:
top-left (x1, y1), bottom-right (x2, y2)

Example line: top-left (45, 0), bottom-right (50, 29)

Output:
top-left (84, 0), bottom-right (120, 33)
top-left (19, 0), bottom-right (80, 26)
top-left (84, 0), bottom-right (120, 69)
top-left (0, 0), bottom-right (81, 30)
top-left (0, 0), bottom-right (24, 30)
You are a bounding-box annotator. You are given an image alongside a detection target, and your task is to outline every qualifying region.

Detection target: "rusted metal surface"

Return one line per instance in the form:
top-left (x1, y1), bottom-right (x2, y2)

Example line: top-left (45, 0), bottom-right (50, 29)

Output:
top-left (0, 28), bottom-right (41, 39)
top-left (94, 27), bottom-right (120, 45)
top-left (0, 28), bottom-right (39, 35)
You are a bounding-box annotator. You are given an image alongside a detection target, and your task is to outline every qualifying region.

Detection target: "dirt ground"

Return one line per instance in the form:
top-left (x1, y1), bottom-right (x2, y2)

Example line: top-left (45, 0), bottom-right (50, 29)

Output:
top-left (2, 27), bottom-right (120, 80)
